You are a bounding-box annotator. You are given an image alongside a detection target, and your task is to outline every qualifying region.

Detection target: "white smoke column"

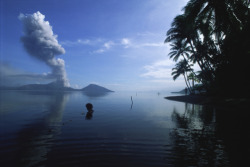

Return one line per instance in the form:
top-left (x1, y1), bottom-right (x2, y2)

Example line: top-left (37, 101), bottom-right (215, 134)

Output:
top-left (18, 11), bottom-right (70, 87)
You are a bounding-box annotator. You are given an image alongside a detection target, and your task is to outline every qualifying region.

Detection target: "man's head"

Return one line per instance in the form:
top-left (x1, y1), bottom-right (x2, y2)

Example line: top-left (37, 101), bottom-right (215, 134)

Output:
top-left (86, 103), bottom-right (93, 111)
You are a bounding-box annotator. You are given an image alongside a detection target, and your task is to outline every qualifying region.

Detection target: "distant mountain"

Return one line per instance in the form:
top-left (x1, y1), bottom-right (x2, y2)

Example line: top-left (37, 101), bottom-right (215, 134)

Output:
top-left (0, 82), bottom-right (114, 93)
top-left (4, 82), bottom-right (76, 91)
top-left (81, 84), bottom-right (114, 93)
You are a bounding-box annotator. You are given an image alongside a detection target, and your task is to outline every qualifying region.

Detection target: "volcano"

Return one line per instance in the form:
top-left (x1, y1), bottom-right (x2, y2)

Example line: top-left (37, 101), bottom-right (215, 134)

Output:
top-left (81, 84), bottom-right (114, 93)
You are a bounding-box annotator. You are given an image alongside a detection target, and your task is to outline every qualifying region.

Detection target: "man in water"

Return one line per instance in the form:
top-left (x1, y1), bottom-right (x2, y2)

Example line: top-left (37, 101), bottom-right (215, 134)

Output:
top-left (85, 103), bottom-right (94, 120)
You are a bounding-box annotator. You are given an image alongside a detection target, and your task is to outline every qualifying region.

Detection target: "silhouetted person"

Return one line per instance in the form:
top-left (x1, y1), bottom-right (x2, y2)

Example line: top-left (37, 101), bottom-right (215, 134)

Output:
top-left (85, 103), bottom-right (94, 120)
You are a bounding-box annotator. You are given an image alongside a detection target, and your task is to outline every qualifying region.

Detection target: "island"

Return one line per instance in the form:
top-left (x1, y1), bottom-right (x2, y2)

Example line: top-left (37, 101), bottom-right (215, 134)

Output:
top-left (0, 82), bottom-right (114, 94)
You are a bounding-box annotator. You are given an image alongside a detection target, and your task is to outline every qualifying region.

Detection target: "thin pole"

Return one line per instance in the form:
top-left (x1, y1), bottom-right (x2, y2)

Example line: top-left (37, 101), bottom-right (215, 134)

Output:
top-left (130, 96), bottom-right (133, 110)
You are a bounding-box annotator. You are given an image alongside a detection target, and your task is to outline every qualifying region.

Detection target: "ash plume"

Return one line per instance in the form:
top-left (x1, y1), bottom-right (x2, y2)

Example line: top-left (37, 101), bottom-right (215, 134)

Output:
top-left (18, 11), bottom-right (70, 87)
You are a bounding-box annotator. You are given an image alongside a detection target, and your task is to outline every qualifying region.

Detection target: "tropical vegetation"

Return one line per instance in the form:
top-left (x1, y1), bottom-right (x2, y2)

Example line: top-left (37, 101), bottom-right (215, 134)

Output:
top-left (166, 0), bottom-right (250, 97)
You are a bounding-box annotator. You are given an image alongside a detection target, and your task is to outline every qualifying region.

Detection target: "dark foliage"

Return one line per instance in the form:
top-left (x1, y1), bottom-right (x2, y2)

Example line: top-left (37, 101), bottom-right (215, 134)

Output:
top-left (166, 0), bottom-right (250, 97)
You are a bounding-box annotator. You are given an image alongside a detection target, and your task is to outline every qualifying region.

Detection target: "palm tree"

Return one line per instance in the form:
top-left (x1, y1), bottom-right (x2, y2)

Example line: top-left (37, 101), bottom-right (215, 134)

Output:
top-left (165, 12), bottom-right (213, 83)
top-left (165, 14), bottom-right (197, 55)
top-left (188, 73), bottom-right (195, 89)
top-left (169, 40), bottom-right (204, 80)
top-left (172, 59), bottom-right (193, 93)
top-left (168, 40), bottom-right (191, 62)
top-left (187, 73), bottom-right (201, 93)
top-left (167, 0), bottom-right (249, 96)
top-left (183, 0), bottom-right (249, 65)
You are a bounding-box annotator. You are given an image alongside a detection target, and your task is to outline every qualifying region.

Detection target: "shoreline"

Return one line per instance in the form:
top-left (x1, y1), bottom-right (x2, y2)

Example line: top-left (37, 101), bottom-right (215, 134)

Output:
top-left (165, 95), bottom-right (250, 109)
top-left (165, 95), bottom-right (207, 105)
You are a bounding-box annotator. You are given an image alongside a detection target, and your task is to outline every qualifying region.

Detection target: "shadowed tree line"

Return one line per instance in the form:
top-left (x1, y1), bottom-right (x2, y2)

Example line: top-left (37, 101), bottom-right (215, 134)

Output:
top-left (166, 0), bottom-right (250, 97)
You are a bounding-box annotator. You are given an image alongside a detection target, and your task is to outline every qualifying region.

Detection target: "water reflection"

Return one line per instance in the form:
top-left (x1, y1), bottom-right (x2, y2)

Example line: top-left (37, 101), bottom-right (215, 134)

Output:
top-left (82, 91), bottom-right (110, 98)
top-left (1, 91), bottom-right (248, 166)
top-left (0, 91), bottom-right (69, 167)
top-left (170, 103), bottom-right (230, 167)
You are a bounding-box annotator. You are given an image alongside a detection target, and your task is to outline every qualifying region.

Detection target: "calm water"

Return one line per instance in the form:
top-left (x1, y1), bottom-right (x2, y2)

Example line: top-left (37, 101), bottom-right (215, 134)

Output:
top-left (0, 91), bottom-right (248, 166)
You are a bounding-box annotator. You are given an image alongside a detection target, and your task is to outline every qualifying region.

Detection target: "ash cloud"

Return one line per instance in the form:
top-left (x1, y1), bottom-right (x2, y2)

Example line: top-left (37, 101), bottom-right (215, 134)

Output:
top-left (18, 11), bottom-right (70, 87)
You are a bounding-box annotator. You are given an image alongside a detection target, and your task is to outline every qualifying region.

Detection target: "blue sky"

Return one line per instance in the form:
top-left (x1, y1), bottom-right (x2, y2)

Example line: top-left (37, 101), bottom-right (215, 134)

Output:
top-left (0, 0), bottom-right (189, 91)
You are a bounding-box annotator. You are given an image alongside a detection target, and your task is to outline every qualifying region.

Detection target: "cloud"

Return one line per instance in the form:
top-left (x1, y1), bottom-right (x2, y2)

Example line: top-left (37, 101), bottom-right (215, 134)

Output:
top-left (141, 68), bottom-right (172, 79)
top-left (121, 38), bottom-right (131, 48)
top-left (71, 84), bottom-right (81, 89)
top-left (93, 49), bottom-right (106, 54)
top-left (120, 37), bottom-right (165, 49)
top-left (140, 58), bottom-right (175, 79)
top-left (62, 35), bottom-right (166, 56)
top-left (92, 40), bottom-right (115, 54)
top-left (19, 11), bottom-right (69, 87)
top-left (104, 41), bottom-right (114, 49)
top-left (136, 32), bottom-right (162, 37)
top-left (61, 39), bottom-right (91, 46)
top-left (138, 42), bottom-right (164, 47)
top-left (93, 38), bottom-right (130, 53)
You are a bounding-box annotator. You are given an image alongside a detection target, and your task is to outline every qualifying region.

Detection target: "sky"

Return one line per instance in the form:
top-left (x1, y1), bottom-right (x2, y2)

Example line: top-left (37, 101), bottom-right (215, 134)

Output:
top-left (0, 0), bottom-right (189, 92)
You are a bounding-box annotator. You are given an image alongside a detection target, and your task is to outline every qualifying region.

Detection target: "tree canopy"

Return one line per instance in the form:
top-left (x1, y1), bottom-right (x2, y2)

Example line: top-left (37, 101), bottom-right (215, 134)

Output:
top-left (166, 0), bottom-right (250, 97)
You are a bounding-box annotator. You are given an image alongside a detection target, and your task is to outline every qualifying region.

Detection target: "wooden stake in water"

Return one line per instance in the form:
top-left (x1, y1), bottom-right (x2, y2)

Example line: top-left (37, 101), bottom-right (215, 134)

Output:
top-left (130, 96), bottom-right (133, 110)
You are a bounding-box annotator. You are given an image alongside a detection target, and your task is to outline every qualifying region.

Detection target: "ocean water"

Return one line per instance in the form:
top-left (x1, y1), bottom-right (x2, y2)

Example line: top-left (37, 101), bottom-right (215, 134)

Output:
top-left (0, 90), bottom-right (235, 166)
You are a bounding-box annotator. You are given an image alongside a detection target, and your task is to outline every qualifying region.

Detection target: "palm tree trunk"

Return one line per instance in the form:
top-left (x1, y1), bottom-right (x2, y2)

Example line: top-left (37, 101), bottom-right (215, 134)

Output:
top-left (192, 36), bottom-right (214, 82)
top-left (188, 40), bottom-right (210, 86)
top-left (188, 40), bottom-right (206, 72)
top-left (185, 72), bottom-right (193, 92)
top-left (181, 54), bottom-right (198, 78)
top-left (183, 73), bottom-right (191, 94)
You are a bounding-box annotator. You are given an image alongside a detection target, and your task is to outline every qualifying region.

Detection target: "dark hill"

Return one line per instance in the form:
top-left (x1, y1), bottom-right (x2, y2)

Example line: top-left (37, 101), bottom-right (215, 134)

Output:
top-left (16, 82), bottom-right (75, 91)
top-left (81, 84), bottom-right (113, 93)
top-left (1, 83), bottom-right (114, 93)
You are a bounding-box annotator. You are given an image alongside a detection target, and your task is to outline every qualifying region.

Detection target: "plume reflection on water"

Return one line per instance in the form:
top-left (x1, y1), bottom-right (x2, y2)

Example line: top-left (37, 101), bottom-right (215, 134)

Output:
top-left (0, 91), bottom-right (232, 166)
